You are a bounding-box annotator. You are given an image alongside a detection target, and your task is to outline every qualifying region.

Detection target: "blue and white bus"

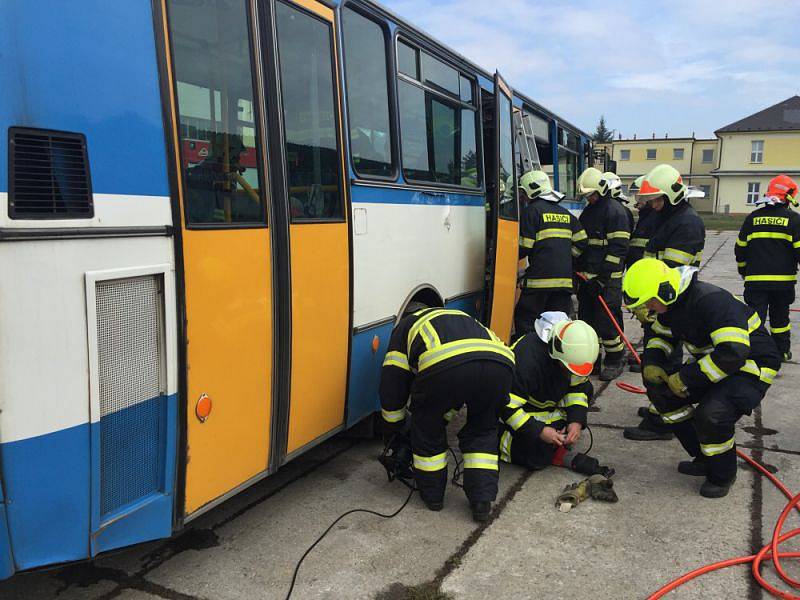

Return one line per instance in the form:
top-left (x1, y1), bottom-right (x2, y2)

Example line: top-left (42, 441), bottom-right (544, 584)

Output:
top-left (0, 0), bottom-right (590, 578)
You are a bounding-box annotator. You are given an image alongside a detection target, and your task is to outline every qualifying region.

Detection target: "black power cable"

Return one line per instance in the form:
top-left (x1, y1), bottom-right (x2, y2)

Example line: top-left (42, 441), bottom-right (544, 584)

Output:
top-left (285, 486), bottom-right (416, 600)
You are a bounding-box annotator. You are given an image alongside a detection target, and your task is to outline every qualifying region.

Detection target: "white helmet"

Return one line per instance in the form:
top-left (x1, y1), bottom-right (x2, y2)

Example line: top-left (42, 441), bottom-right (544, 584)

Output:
top-left (519, 170), bottom-right (564, 202)
top-left (535, 312), bottom-right (600, 376)
top-left (637, 164), bottom-right (688, 205)
top-left (603, 171), bottom-right (628, 202)
top-left (577, 167), bottom-right (612, 197)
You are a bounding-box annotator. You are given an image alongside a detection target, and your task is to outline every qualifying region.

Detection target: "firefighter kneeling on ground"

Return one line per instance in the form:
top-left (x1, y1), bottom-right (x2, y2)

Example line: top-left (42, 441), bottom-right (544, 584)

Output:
top-left (622, 259), bottom-right (781, 498)
top-left (575, 167), bottom-right (631, 380)
top-left (379, 306), bottom-right (515, 522)
top-left (735, 175), bottom-right (800, 362)
top-left (499, 311), bottom-right (613, 476)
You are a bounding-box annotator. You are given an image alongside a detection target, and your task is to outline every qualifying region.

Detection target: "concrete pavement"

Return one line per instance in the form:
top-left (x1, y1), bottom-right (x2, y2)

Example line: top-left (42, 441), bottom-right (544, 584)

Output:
top-left (3, 230), bottom-right (799, 599)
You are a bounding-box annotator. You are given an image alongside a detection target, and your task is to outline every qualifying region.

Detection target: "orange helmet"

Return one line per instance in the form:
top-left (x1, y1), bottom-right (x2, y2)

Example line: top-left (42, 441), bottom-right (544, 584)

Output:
top-left (766, 175), bottom-right (798, 203)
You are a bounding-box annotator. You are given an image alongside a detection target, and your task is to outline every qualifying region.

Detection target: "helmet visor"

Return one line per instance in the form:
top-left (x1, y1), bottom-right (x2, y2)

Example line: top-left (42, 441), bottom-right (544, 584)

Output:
top-left (567, 361), bottom-right (594, 376)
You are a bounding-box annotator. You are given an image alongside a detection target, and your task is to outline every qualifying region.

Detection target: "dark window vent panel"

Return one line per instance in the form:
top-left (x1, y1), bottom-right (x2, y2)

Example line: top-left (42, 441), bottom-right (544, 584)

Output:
top-left (8, 127), bottom-right (94, 219)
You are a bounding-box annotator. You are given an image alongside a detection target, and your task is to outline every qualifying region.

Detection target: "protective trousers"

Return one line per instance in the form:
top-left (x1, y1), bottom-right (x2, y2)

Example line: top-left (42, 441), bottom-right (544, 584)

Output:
top-left (648, 374), bottom-right (769, 484)
top-left (514, 290), bottom-right (572, 338)
top-left (744, 287), bottom-right (794, 356)
top-left (577, 281), bottom-right (624, 363)
top-left (641, 323), bottom-right (684, 430)
top-left (409, 361), bottom-right (512, 504)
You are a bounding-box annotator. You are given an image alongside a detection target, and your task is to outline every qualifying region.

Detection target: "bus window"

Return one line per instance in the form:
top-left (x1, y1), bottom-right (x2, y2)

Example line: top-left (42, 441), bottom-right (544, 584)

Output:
top-left (276, 2), bottom-right (343, 221)
top-left (397, 44), bottom-right (479, 189)
top-left (497, 92), bottom-right (516, 219)
top-left (397, 41), bottom-right (419, 79)
top-left (168, 0), bottom-right (266, 226)
top-left (342, 8), bottom-right (394, 178)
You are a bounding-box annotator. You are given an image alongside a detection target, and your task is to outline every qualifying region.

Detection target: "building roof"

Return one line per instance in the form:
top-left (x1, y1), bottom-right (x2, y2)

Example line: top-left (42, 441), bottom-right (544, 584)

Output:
top-left (716, 96), bottom-right (800, 134)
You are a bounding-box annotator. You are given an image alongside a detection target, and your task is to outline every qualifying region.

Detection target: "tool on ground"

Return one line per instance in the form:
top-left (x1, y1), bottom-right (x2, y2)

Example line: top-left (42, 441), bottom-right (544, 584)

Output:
top-left (378, 431), bottom-right (416, 490)
top-left (556, 474), bottom-right (618, 512)
top-left (575, 272), bottom-right (641, 364)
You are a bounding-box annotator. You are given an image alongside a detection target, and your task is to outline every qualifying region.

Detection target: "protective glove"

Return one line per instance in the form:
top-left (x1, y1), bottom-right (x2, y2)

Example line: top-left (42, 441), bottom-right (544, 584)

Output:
top-left (632, 305), bottom-right (656, 324)
top-left (588, 475), bottom-right (619, 503)
top-left (667, 371), bottom-right (689, 398)
top-left (642, 364), bottom-right (669, 385)
top-left (583, 276), bottom-right (605, 298)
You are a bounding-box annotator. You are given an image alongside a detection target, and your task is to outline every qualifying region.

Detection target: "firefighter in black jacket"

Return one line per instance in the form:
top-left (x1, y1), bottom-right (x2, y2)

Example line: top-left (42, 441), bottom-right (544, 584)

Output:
top-left (640, 164), bottom-right (705, 268)
top-left (605, 171), bottom-right (635, 235)
top-left (379, 307), bottom-right (514, 522)
top-left (623, 259), bottom-right (780, 497)
top-left (626, 176), bottom-right (660, 269)
top-left (500, 312), bottom-right (606, 473)
top-left (575, 167), bottom-right (631, 380)
top-left (515, 170), bottom-right (587, 337)
top-left (735, 175), bottom-right (800, 361)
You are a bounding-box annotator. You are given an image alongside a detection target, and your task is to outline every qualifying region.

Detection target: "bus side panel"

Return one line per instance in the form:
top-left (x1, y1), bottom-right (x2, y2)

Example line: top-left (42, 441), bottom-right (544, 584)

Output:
top-left (0, 484), bottom-right (13, 579)
top-left (490, 217), bottom-right (519, 343)
top-left (345, 185), bottom-right (485, 425)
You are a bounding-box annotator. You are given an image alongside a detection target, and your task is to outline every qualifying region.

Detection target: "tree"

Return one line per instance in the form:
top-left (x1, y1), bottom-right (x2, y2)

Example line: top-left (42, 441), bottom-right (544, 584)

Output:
top-left (592, 115), bottom-right (614, 143)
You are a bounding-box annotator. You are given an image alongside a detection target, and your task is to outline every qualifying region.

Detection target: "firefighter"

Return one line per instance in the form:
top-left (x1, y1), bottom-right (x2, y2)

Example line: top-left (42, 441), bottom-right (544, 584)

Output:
top-left (626, 175), bottom-right (660, 270)
top-left (514, 170), bottom-right (587, 337)
top-left (735, 175), bottom-right (800, 361)
top-left (640, 164), bottom-right (705, 268)
top-left (575, 167), bottom-right (631, 380)
top-left (379, 306), bottom-right (515, 522)
top-left (499, 312), bottom-right (611, 475)
top-left (623, 259), bottom-right (780, 498)
top-left (624, 165), bottom-right (706, 439)
top-left (605, 171), bottom-right (635, 234)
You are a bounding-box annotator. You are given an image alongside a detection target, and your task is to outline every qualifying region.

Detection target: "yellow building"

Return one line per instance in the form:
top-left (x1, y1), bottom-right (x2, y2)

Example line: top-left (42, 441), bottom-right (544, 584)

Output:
top-left (595, 137), bottom-right (717, 212)
top-left (713, 96), bottom-right (800, 214)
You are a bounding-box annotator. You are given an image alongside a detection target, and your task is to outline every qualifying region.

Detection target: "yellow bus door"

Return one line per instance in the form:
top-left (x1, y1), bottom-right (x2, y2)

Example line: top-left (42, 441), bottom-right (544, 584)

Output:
top-left (488, 72), bottom-right (519, 343)
top-left (273, 0), bottom-right (350, 457)
top-left (162, 0), bottom-right (274, 516)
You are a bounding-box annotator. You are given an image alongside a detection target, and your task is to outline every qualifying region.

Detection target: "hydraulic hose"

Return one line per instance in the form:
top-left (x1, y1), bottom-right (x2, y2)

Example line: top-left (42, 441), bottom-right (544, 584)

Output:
top-left (575, 272), bottom-right (641, 363)
top-left (617, 383), bottom-right (800, 599)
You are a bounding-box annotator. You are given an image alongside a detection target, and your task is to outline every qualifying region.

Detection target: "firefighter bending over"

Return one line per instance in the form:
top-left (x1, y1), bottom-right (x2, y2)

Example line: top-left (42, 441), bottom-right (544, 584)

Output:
top-left (623, 259), bottom-right (780, 498)
top-left (379, 307), bottom-right (514, 522)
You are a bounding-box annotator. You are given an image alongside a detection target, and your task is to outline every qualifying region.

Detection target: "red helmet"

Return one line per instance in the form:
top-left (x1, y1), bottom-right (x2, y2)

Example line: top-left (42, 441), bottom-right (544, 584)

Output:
top-left (766, 175), bottom-right (798, 203)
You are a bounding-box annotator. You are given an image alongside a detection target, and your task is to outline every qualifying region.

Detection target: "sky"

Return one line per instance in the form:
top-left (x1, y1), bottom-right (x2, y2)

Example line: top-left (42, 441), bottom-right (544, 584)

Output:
top-left (380, 0), bottom-right (800, 139)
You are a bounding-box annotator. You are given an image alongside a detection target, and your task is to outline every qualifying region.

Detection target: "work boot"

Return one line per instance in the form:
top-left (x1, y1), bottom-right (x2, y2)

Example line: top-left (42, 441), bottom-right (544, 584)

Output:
top-left (623, 426), bottom-right (673, 441)
top-left (629, 362), bottom-right (642, 373)
top-left (637, 406), bottom-right (650, 419)
top-left (700, 478), bottom-right (735, 498)
top-left (599, 359), bottom-right (625, 381)
top-left (424, 499), bottom-right (444, 512)
top-left (591, 360), bottom-right (601, 376)
top-left (784, 351), bottom-right (793, 362)
top-left (470, 501), bottom-right (491, 523)
top-left (678, 458), bottom-right (709, 477)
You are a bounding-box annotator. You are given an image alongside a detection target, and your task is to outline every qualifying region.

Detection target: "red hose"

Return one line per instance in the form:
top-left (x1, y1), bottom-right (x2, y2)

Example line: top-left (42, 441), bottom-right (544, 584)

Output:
top-left (575, 272), bottom-right (641, 363)
top-left (614, 384), bottom-right (800, 598)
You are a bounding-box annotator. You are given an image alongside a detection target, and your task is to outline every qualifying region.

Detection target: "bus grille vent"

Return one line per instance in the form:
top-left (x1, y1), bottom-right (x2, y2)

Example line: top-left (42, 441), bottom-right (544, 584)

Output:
top-left (8, 127), bottom-right (94, 219)
top-left (96, 275), bottom-right (166, 517)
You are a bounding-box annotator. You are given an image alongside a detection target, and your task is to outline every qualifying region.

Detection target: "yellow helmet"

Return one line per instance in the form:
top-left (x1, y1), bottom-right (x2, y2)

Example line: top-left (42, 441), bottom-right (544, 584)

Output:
top-left (622, 258), bottom-right (682, 309)
top-left (518, 170), bottom-right (565, 202)
top-left (577, 167), bottom-right (615, 197)
top-left (603, 171), bottom-right (627, 201)
top-left (549, 319), bottom-right (600, 376)
top-left (637, 164), bottom-right (687, 205)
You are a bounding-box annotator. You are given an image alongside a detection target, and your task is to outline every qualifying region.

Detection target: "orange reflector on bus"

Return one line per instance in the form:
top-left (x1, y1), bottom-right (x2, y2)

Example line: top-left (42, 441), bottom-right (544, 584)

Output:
top-left (196, 393), bottom-right (212, 422)
top-left (372, 335), bottom-right (380, 353)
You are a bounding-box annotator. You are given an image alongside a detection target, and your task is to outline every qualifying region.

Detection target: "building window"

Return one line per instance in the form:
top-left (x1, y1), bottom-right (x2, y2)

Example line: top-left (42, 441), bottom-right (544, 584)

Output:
top-left (700, 185), bottom-right (711, 197)
top-left (342, 8), bottom-right (393, 178)
top-left (276, 1), bottom-right (343, 221)
top-left (169, 0), bottom-right (267, 226)
top-left (751, 140), bottom-right (764, 163)
top-left (620, 149), bottom-right (630, 161)
top-left (673, 148), bottom-right (684, 160)
top-left (397, 41), bottom-right (479, 188)
top-left (646, 148), bottom-right (657, 160)
top-left (702, 149), bottom-right (714, 163)
top-left (747, 182), bottom-right (760, 204)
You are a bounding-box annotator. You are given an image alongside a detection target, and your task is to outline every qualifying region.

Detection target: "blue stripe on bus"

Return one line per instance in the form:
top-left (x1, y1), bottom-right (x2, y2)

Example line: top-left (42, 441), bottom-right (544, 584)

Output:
top-left (345, 292), bottom-right (484, 427)
top-left (0, 481), bottom-right (13, 579)
top-left (0, 1), bottom-right (169, 196)
top-left (0, 393), bottom-right (177, 572)
top-left (350, 184), bottom-right (485, 206)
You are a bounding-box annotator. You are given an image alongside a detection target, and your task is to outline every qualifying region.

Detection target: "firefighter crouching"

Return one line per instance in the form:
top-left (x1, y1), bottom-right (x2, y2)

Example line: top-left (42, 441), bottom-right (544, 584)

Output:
top-left (515, 170), bottom-right (587, 338)
top-left (735, 175), bottom-right (800, 361)
top-left (499, 312), bottom-right (612, 476)
top-left (379, 307), bottom-right (514, 522)
top-left (623, 259), bottom-right (780, 498)
top-left (575, 167), bottom-right (631, 380)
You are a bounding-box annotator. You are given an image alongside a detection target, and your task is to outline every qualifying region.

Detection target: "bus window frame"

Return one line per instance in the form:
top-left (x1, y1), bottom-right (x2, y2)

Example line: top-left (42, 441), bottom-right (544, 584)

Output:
top-left (275, 0), bottom-right (347, 225)
top-left (495, 76), bottom-right (517, 222)
top-left (340, 2), bottom-right (399, 183)
top-left (168, 0), bottom-right (270, 231)
top-left (392, 31), bottom-right (484, 194)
